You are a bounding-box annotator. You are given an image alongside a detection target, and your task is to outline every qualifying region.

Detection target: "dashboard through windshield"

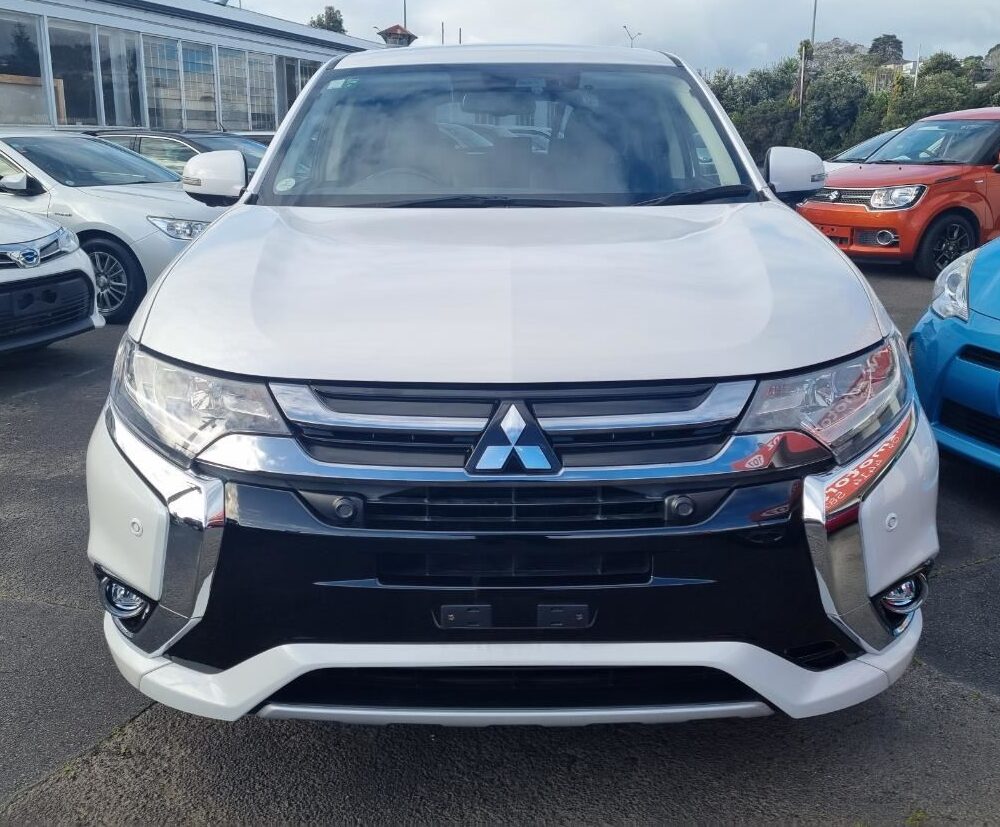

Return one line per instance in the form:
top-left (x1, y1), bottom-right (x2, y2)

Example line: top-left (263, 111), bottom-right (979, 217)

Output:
top-left (258, 63), bottom-right (753, 207)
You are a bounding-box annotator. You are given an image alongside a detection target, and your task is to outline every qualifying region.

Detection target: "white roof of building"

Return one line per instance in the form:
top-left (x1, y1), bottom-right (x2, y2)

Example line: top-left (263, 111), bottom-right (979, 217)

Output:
top-left (339, 44), bottom-right (680, 69)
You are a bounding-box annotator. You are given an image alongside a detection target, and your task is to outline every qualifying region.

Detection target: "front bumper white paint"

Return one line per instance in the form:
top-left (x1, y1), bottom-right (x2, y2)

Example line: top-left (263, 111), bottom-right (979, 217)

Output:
top-left (104, 610), bottom-right (921, 723)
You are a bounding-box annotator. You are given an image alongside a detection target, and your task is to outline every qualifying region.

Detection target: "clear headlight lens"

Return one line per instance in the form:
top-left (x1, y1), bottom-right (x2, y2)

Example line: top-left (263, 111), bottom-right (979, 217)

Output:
top-left (55, 226), bottom-right (79, 253)
top-left (931, 249), bottom-right (976, 322)
top-left (110, 337), bottom-right (288, 465)
top-left (146, 216), bottom-right (210, 240)
top-left (738, 337), bottom-right (909, 464)
top-left (870, 185), bottom-right (925, 210)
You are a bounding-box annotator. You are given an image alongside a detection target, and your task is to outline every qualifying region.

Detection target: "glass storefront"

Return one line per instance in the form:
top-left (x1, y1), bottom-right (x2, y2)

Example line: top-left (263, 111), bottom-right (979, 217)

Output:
top-left (98, 28), bottom-right (142, 127)
top-left (0, 11), bottom-right (47, 125)
top-left (0, 8), bottom-right (351, 130)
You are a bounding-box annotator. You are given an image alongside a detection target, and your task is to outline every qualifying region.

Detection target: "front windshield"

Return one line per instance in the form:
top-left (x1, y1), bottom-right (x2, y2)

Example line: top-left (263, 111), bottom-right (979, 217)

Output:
top-left (5, 136), bottom-right (179, 186)
top-left (259, 63), bottom-right (751, 207)
top-left (198, 135), bottom-right (266, 173)
top-left (867, 120), bottom-right (1000, 165)
top-left (831, 130), bottom-right (897, 163)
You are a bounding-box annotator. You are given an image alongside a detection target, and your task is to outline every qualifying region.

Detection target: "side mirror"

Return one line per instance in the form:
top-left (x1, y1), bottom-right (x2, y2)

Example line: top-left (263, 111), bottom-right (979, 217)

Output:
top-left (0, 172), bottom-right (29, 194)
top-left (993, 151), bottom-right (1000, 173)
top-left (181, 150), bottom-right (247, 207)
top-left (764, 146), bottom-right (826, 205)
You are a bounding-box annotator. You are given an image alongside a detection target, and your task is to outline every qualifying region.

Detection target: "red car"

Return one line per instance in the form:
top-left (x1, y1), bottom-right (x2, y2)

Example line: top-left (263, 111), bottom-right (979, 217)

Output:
top-left (798, 108), bottom-right (1000, 278)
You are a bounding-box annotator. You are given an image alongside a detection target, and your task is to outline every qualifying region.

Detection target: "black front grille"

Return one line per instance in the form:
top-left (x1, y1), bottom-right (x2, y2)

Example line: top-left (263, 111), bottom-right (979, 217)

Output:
top-left (855, 230), bottom-right (898, 248)
top-left (264, 666), bottom-right (759, 709)
top-left (940, 399), bottom-right (1000, 448)
top-left (300, 484), bottom-right (732, 533)
top-left (293, 381), bottom-right (732, 468)
top-left (960, 346), bottom-right (1000, 372)
top-left (0, 272), bottom-right (91, 340)
top-left (807, 187), bottom-right (876, 205)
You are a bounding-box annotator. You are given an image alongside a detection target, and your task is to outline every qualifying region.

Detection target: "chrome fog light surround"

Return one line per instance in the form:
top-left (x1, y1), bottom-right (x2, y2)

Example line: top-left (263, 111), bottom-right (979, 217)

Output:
top-left (879, 573), bottom-right (928, 615)
top-left (100, 576), bottom-right (150, 620)
top-left (875, 230), bottom-right (899, 247)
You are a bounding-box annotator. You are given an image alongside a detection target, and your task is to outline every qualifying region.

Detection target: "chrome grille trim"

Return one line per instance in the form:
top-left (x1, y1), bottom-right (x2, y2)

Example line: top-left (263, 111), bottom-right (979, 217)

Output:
top-left (807, 187), bottom-right (876, 206)
top-left (196, 430), bottom-right (827, 483)
top-left (0, 230), bottom-right (65, 269)
top-left (270, 383), bottom-right (489, 433)
top-left (538, 381), bottom-right (755, 432)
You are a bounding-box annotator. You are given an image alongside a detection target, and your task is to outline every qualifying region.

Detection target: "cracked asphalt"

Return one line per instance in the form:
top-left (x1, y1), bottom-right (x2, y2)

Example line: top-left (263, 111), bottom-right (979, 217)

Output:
top-left (2, 265), bottom-right (999, 824)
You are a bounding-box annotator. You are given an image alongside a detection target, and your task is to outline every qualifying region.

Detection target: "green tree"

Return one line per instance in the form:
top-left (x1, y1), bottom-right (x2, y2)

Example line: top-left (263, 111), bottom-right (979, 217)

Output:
top-left (847, 92), bottom-right (890, 145)
top-left (869, 34), bottom-right (904, 65)
top-left (962, 56), bottom-right (989, 84)
top-left (308, 6), bottom-right (346, 33)
top-left (795, 69), bottom-right (870, 158)
top-left (920, 52), bottom-right (962, 77)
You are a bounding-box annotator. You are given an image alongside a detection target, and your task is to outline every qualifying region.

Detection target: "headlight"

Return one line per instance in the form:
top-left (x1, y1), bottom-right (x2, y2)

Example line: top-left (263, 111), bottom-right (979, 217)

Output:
top-left (737, 337), bottom-right (910, 464)
top-left (110, 337), bottom-right (288, 465)
top-left (931, 249), bottom-right (976, 321)
top-left (146, 216), bottom-right (210, 240)
top-left (870, 185), bottom-right (925, 210)
top-left (55, 226), bottom-right (79, 253)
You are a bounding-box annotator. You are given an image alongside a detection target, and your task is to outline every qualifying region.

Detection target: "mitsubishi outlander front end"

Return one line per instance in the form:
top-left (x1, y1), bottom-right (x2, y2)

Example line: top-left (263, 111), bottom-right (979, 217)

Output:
top-left (86, 45), bottom-right (939, 725)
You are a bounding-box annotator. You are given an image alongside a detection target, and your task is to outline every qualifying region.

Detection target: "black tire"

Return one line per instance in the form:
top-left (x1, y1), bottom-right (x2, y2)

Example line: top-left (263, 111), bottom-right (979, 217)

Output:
top-left (914, 214), bottom-right (977, 280)
top-left (83, 237), bottom-right (145, 324)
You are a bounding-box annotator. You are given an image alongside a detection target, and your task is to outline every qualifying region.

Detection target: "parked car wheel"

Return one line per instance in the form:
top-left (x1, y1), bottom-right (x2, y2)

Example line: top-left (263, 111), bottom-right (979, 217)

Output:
top-left (83, 238), bottom-right (144, 323)
top-left (915, 214), bottom-right (977, 279)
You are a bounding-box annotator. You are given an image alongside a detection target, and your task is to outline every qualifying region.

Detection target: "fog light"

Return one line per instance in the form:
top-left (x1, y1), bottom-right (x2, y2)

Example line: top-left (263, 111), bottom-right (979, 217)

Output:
top-left (101, 577), bottom-right (149, 619)
top-left (665, 495), bottom-right (697, 521)
top-left (879, 573), bottom-right (928, 615)
top-left (875, 229), bottom-right (899, 247)
top-left (330, 495), bottom-right (362, 524)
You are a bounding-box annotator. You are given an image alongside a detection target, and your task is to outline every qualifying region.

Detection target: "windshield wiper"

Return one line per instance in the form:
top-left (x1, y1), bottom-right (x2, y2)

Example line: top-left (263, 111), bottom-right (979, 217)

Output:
top-left (378, 195), bottom-right (605, 208)
top-left (633, 185), bottom-right (757, 207)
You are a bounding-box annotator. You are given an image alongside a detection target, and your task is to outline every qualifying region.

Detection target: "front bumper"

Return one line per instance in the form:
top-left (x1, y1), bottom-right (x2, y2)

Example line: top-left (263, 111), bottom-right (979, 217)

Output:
top-left (910, 309), bottom-right (1000, 473)
top-left (88, 407), bottom-right (939, 723)
top-left (796, 202), bottom-right (916, 261)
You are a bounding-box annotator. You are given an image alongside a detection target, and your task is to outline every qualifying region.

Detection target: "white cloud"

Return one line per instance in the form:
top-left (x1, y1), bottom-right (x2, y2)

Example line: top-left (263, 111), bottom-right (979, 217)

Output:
top-left (241, 0), bottom-right (1000, 72)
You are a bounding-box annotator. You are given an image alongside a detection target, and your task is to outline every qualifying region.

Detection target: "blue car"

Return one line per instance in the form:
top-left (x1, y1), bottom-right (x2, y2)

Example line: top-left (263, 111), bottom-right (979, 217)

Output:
top-left (910, 238), bottom-right (1000, 472)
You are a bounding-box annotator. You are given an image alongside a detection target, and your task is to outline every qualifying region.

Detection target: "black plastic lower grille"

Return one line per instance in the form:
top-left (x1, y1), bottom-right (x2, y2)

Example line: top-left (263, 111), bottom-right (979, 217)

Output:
top-left (0, 272), bottom-right (91, 340)
top-left (960, 345), bottom-right (1000, 372)
top-left (940, 400), bottom-right (1000, 448)
top-left (264, 666), bottom-right (759, 709)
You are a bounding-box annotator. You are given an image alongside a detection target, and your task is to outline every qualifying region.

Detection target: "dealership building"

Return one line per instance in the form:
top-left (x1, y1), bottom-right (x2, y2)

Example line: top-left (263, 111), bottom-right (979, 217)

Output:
top-left (0, 0), bottom-right (379, 130)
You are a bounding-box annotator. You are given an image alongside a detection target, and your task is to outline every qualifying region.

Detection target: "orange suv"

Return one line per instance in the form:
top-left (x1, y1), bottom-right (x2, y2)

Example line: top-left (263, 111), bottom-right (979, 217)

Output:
top-left (798, 108), bottom-right (1000, 278)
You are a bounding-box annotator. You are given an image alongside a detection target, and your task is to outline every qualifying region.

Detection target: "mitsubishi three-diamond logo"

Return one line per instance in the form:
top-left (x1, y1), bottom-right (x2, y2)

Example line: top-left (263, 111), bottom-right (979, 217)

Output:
top-left (466, 402), bottom-right (561, 474)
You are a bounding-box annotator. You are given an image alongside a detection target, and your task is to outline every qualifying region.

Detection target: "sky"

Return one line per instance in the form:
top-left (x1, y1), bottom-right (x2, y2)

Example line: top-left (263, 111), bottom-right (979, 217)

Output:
top-left (236, 0), bottom-right (1000, 73)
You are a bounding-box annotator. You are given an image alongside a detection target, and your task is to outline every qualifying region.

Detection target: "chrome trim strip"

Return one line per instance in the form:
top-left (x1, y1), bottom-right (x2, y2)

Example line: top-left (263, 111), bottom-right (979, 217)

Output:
top-left (270, 383), bottom-right (488, 433)
top-left (197, 430), bottom-right (821, 484)
top-left (106, 407), bottom-right (224, 657)
top-left (257, 701), bottom-right (773, 726)
top-left (538, 380), bottom-right (755, 432)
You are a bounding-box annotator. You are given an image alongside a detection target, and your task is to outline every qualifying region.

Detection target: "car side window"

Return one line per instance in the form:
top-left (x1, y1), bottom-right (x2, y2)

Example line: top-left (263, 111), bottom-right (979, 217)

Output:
top-left (138, 137), bottom-right (197, 174)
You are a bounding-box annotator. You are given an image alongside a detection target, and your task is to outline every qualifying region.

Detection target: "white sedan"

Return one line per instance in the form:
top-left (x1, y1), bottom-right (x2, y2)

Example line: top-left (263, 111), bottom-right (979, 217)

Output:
top-left (0, 205), bottom-right (102, 353)
top-left (0, 131), bottom-right (224, 323)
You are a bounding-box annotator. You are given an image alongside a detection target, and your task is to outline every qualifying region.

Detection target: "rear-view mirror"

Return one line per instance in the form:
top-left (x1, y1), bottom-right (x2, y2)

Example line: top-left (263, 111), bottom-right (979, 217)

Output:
top-left (181, 150), bottom-right (247, 207)
top-left (0, 172), bottom-right (28, 194)
top-left (764, 146), bottom-right (826, 205)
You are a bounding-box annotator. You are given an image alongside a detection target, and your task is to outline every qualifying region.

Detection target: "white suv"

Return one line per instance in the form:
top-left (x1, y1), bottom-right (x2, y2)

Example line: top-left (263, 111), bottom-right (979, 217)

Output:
top-left (87, 46), bottom-right (939, 725)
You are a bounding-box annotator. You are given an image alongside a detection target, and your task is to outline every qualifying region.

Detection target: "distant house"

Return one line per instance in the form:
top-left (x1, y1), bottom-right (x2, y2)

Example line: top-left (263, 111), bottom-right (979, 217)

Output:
top-left (871, 58), bottom-right (925, 93)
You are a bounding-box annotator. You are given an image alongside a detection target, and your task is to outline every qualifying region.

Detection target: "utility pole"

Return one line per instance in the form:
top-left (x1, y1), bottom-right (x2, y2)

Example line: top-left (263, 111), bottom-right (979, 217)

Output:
top-left (798, 0), bottom-right (818, 118)
top-left (441, 21), bottom-right (445, 44)
top-left (459, 27), bottom-right (462, 45)
top-left (914, 43), bottom-right (921, 90)
top-left (403, 0), bottom-right (407, 29)
top-left (623, 25), bottom-right (641, 48)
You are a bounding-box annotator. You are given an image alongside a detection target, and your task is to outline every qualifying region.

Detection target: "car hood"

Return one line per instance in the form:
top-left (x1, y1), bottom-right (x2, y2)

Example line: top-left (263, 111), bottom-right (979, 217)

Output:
top-left (826, 163), bottom-right (969, 188)
top-left (139, 201), bottom-right (885, 383)
top-left (0, 205), bottom-right (59, 243)
top-left (78, 182), bottom-right (222, 220)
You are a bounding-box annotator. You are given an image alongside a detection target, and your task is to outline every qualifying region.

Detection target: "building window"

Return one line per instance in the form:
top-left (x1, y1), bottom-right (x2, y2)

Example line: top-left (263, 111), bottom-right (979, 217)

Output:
top-left (48, 20), bottom-right (98, 126)
top-left (276, 55), bottom-right (298, 118)
top-left (0, 11), bottom-right (47, 125)
top-left (247, 52), bottom-right (275, 130)
top-left (143, 36), bottom-right (182, 129)
top-left (218, 48), bottom-right (249, 130)
top-left (298, 59), bottom-right (322, 94)
top-left (181, 41), bottom-right (217, 130)
top-left (98, 28), bottom-right (142, 127)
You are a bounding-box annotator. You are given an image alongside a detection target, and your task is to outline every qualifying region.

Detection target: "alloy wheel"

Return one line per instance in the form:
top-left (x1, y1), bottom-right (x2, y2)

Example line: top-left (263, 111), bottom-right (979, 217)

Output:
top-left (90, 251), bottom-right (129, 316)
top-left (931, 222), bottom-right (973, 271)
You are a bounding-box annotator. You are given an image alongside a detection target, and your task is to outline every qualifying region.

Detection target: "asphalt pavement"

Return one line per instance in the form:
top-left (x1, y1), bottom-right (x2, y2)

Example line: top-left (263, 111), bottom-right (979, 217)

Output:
top-left (2, 265), bottom-right (999, 824)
